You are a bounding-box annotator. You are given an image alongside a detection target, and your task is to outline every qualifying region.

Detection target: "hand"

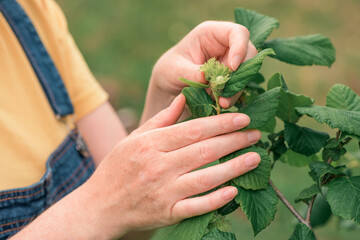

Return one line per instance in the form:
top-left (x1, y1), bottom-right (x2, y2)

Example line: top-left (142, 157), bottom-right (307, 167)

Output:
top-left (83, 94), bottom-right (261, 239)
top-left (150, 21), bottom-right (257, 108)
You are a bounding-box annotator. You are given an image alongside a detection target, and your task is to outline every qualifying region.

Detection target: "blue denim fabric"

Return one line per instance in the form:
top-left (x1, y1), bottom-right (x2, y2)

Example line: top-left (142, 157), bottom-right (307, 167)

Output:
top-left (0, 0), bottom-right (74, 117)
top-left (0, 0), bottom-right (95, 238)
top-left (0, 134), bottom-right (95, 239)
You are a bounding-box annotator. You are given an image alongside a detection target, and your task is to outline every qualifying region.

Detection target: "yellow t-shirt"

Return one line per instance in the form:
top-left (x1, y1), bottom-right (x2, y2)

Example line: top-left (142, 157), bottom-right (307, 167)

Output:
top-left (0, 0), bottom-right (108, 190)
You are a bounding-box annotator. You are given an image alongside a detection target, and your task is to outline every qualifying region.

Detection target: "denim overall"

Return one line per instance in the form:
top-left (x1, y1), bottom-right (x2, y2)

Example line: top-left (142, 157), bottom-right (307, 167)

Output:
top-left (0, 0), bottom-right (95, 238)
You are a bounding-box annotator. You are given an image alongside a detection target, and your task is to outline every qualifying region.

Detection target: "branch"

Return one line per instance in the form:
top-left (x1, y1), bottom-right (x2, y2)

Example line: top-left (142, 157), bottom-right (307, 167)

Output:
top-left (306, 196), bottom-right (316, 224)
top-left (269, 179), bottom-right (311, 229)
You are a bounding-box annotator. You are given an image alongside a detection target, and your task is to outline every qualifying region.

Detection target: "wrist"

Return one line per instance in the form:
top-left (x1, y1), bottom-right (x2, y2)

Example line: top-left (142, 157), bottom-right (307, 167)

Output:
top-left (140, 72), bottom-right (175, 124)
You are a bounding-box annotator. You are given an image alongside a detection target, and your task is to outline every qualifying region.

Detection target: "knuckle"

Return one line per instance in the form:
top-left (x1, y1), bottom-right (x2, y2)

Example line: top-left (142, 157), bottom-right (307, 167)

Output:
top-left (199, 143), bottom-right (214, 163)
top-left (196, 174), bottom-right (211, 189)
top-left (207, 195), bottom-right (218, 210)
top-left (231, 157), bottom-right (244, 174)
top-left (238, 25), bottom-right (250, 38)
top-left (186, 125), bottom-right (203, 142)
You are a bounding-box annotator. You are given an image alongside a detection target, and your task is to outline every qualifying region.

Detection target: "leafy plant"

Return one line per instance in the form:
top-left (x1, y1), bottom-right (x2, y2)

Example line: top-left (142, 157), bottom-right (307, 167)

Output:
top-left (152, 7), bottom-right (360, 240)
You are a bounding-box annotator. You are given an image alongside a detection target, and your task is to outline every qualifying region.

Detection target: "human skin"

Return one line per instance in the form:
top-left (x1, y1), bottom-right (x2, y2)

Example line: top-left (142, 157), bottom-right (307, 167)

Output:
top-left (10, 21), bottom-right (260, 239)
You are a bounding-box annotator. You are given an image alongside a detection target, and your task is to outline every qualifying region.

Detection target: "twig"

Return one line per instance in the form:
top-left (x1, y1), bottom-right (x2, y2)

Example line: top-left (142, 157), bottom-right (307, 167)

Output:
top-left (306, 196), bottom-right (316, 225)
top-left (269, 179), bottom-right (311, 229)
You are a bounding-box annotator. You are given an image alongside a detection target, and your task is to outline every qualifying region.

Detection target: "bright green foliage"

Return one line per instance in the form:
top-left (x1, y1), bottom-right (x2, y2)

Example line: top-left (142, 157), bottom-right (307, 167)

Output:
top-left (267, 72), bottom-right (288, 91)
top-left (296, 105), bottom-right (360, 136)
top-left (262, 34), bottom-right (336, 67)
top-left (179, 77), bottom-right (209, 88)
top-left (170, 7), bottom-right (359, 240)
top-left (284, 122), bottom-right (329, 156)
top-left (182, 87), bottom-right (215, 118)
top-left (289, 224), bottom-right (316, 240)
top-left (202, 229), bottom-right (237, 240)
top-left (267, 73), bottom-right (314, 123)
top-left (326, 84), bottom-right (360, 111)
top-left (325, 176), bottom-right (360, 224)
top-left (309, 161), bottom-right (346, 187)
top-left (220, 147), bottom-right (271, 190)
top-left (235, 183), bottom-right (278, 236)
top-left (239, 87), bottom-right (281, 130)
top-left (279, 150), bottom-right (318, 167)
top-left (234, 8), bottom-right (279, 49)
top-left (221, 48), bottom-right (275, 97)
top-left (295, 184), bottom-right (320, 203)
top-left (151, 213), bottom-right (214, 240)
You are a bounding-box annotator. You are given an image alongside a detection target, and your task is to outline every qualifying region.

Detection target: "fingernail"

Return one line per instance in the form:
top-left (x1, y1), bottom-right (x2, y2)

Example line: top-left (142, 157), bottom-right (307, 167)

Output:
top-left (231, 55), bottom-right (242, 71)
top-left (247, 130), bottom-right (261, 143)
top-left (222, 187), bottom-right (238, 201)
top-left (244, 153), bottom-right (261, 168)
top-left (233, 114), bottom-right (250, 128)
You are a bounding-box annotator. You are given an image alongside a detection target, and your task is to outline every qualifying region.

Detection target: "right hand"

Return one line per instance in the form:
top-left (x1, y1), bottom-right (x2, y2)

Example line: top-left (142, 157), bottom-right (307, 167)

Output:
top-left (81, 94), bottom-right (262, 239)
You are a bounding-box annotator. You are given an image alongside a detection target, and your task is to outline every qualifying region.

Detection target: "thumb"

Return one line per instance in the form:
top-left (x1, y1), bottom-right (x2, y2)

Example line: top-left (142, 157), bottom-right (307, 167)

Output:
top-left (131, 94), bottom-right (186, 135)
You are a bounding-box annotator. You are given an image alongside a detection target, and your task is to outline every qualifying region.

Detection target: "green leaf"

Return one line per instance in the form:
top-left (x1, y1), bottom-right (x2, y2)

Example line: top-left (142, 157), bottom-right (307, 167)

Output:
top-left (322, 146), bottom-right (347, 162)
top-left (268, 131), bottom-right (287, 161)
top-left (151, 212), bottom-right (214, 240)
top-left (296, 105), bottom-right (360, 136)
top-left (259, 116), bottom-right (276, 133)
top-left (235, 183), bottom-right (278, 236)
top-left (221, 49), bottom-right (275, 97)
top-left (179, 77), bottom-right (210, 88)
top-left (267, 72), bottom-right (288, 91)
top-left (220, 147), bottom-right (271, 190)
top-left (262, 34), bottom-right (336, 67)
top-left (309, 161), bottom-right (346, 187)
top-left (182, 87), bottom-right (215, 118)
top-left (267, 73), bottom-right (313, 122)
top-left (234, 8), bottom-right (279, 49)
top-left (202, 229), bottom-right (237, 240)
top-left (289, 224), bottom-right (316, 240)
top-left (279, 149), bottom-right (318, 167)
top-left (309, 193), bottom-right (332, 228)
top-left (326, 84), bottom-right (360, 111)
top-left (239, 87), bottom-right (281, 130)
top-left (325, 176), bottom-right (360, 224)
top-left (284, 122), bottom-right (330, 156)
top-left (295, 184), bottom-right (320, 203)
top-left (217, 199), bottom-right (240, 216)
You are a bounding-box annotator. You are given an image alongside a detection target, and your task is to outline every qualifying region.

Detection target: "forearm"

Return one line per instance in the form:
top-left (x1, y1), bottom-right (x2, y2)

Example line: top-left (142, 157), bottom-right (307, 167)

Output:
top-left (77, 102), bottom-right (128, 166)
top-left (9, 183), bottom-right (125, 240)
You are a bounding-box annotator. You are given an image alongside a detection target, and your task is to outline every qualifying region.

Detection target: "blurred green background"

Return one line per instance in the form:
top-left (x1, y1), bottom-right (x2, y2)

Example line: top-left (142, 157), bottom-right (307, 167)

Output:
top-left (57, 0), bottom-right (360, 239)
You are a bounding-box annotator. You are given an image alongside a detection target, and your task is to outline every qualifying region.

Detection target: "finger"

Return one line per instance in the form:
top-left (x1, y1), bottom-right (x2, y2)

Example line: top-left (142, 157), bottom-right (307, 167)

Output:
top-left (167, 129), bottom-right (261, 172)
top-left (174, 152), bottom-right (260, 198)
top-left (220, 42), bottom-right (257, 109)
top-left (155, 113), bottom-right (250, 151)
top-left (243, 42), bottom-right (258, 61)
top-left (219, 91), bottom-right (243, 109)
top-left (227, 25), bottom-right (251, 71)
top-left (171, 186), bottom-right (238, 219)
top-left (132, 94), bottom-right (185, 135)
top-left (175, 56), bottom-right (206, 85)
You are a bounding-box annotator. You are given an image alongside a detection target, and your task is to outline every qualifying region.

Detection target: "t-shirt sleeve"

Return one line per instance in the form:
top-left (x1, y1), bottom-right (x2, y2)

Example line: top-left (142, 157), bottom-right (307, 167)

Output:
top-left (43, 0), bottom-right (109, 120)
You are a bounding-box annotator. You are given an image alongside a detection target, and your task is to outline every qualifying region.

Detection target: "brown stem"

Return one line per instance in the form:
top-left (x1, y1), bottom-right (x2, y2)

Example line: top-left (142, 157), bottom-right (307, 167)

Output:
top-left (269, 179), bottom-right (312, 229)
top-left (214, 95), bottom-right (221, 115)
top-left (306, 196), bottom-right (316, 225)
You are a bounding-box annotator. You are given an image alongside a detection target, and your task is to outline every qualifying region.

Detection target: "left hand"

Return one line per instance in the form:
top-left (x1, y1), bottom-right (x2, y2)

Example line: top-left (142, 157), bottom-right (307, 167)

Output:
top-left (151, 21), bottom-right (257, 109)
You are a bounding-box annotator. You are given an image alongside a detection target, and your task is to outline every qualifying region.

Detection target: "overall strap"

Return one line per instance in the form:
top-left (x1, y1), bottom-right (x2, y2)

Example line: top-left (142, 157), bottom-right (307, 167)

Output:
top-left (0, 0), bottom-right (74, 117)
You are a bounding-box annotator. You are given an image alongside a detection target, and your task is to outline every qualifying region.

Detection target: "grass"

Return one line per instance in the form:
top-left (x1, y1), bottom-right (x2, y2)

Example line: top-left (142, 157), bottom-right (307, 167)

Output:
top-left (57, 0), bottom-right (360, 239)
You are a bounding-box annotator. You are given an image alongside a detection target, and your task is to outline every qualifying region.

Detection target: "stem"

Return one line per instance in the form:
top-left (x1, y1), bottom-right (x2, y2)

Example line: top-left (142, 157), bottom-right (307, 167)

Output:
top-left (269, 180), bottom-right (311, 229)
top-left (306, 196), bottom-right (316, 224)
top-left (214, 95), bottom-right (221, 115)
